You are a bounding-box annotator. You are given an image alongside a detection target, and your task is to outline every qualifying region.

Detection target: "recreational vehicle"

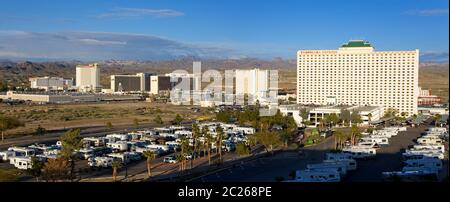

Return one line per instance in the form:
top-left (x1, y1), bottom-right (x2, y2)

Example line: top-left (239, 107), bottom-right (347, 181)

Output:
top-left (359, 136), bottom-right (389, 146)
top-left (306, 162), bottom-right (348, 176)
top-left (403, 151), bottom-right (444, 160)
top-left (146, 144), bottom-right (170, 153)
top-left (9, 156), bottom-right (32, 170)
top-left (106, 141), bottom-right (129, 152)
top-left (88, 157), bottom-right (114, 167)
top-left (286, 170), bottom-right (341, 182)
top-left (342, 146), bottom-right (376, 159)
top-left (403, 158), bottom-right (443, 170)
top-left (382, 170), bottom-right (438, 182)
top-left (325, 152), bottom-right (353, 161)
top-left (412, 144), bottom-right (445, 153)
top-left (323, 159), bottom-right (357, 171)
top-left (7, 147), bottom-right (35, 157)
top-left (0, 150), bottom-right (15, 161)
top-left (417, 136), bottom-right (443, 145)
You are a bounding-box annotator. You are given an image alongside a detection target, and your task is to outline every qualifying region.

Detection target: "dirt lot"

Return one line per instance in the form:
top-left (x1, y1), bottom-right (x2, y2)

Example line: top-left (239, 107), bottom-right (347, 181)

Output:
top-left (0, 101), bottom-right (213, 137)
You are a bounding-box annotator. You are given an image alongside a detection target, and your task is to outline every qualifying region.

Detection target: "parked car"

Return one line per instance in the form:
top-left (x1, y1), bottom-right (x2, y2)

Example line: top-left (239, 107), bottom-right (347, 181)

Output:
top-left (163, 156), bottom-right (177, 164)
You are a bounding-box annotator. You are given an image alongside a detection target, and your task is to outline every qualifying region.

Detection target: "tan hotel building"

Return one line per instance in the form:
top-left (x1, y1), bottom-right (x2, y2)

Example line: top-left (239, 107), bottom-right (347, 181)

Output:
top-left (297, 40), bottom-right (419, 116)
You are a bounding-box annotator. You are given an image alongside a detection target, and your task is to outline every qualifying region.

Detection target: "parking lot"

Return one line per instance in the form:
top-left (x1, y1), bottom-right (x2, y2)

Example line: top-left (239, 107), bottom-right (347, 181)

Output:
top-left (195, 122), bottom-right (448, 182)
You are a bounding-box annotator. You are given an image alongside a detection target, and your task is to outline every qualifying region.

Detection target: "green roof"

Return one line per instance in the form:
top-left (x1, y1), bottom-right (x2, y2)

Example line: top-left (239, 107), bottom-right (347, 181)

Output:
top-left (341, 40), bottom-right (372, 48)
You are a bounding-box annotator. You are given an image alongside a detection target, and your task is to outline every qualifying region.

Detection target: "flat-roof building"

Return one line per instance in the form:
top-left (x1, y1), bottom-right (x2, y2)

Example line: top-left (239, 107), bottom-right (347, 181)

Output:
top-left (76, 63), bottom-right (101, 93)
top-left (110, 73), bottom-right (153, 93)
top-left (297, 40), bottom-right (419, 116)
top-left (29, 77), bottom-right (74, 91)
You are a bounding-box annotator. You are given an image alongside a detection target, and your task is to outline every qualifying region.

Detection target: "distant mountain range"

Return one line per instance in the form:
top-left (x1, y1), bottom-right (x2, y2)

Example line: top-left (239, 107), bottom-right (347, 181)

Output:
top-left (1, 59), bottom-right (448, 89)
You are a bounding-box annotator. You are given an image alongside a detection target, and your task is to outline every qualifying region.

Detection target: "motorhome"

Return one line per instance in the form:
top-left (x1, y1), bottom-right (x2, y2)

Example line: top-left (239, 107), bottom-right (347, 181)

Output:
top-left (342, 146), bottom-right (376, 159)
top-left (174, 130), bottom-right (192, 137)
top-left (325, 152), bottom-right (353, 161)
top-left (88, 157), bottom-right (114, 167)
top-left (83, 137), bottom-right (108, 147)
top-left (154, 127), bottom-right (175, 134)
top-left (233, 127), bottom-right (255, 135)
top-left (417, 136), bottom-right (443, 145)
top-left (403, 151), bottom-right (444, 160)
top-left (7, 147), bottom-right (35, 157)
top-left (9, 156), bottom-right (32, 170)
top-left (323, 159), bottom-right (357, 171)
top-left (107, 153), bottom-right (130, 164)
top-left (0, 150), bottom-right (16, 161)
top-left (412, 144), bottom-right (445, 153)
top-left (403, 158), bottom-right (443, 170)
top-left (146, 144), bottom-right (170, 153)
top-left (382, 170), bottom-right (438, 182)
top-left (106, 141), bottom-right (129, 152)
top-left (285, 170), bottom-right (341, 182)
top-left (106, 134), bottom-right (130, 142)
top-left (426, 127), bottom-right (447, 133)
top-left (77, 148), bottom-right (94, 160)
top-left (306, 162), bottom-right (348, 176)
top-left (165, 141), bottom-right (181, 151)
top-left (135, 147), bottom-right (164, 156)
top-left (359, 136), bottom-right (389, 146)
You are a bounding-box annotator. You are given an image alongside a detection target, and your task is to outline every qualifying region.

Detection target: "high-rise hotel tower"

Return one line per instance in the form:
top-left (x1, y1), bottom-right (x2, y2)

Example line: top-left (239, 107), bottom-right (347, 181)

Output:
top-left (297, 40), bottom-right (419, 116)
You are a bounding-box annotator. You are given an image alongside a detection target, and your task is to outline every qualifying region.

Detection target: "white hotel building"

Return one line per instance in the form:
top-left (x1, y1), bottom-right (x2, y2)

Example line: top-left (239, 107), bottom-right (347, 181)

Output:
top-left (297, 40), bottom-right (419, 116)
top-left (76, 63), bottom-right (101, 92)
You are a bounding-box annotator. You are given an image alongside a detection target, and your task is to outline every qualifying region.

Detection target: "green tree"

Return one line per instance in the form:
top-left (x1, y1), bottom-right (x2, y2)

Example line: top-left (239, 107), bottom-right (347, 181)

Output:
top-left (367, 113), bottom-right (373, 126)
top-left (153, 115), bottom-right (163, 124)
top-left (299, 108), bottom-right (309, 125)
top-left (350, 124), bottom-right (361, 145)
top-left (179, 137), bottom-right (190, 170)
top-left (143, 150), bottom-right (156, 177)
top-left (235, 142), bottom-right (250, 156)
top-left (111, 160), bottom-right (122, 182)
top-left (333, 130), bottom-right (346, 150)
top-left (339, 109), bottom-right (351, 127)
top-left (350, 111), bottom-right (363, 125)
top-left (173, 114), bottom-right (183, 125)
top-left (28, 156), bottom-right (44, 182)
top-left (256, 131), bottom-right (282, 155)
top-left (42, 158), bottom-right (71, 182)
top-left (0, 115), bottom-right (24, 142)
top-left (433, 114), bottom-right (442, 126)
top-left (59, 128), bottom-right (82, 181)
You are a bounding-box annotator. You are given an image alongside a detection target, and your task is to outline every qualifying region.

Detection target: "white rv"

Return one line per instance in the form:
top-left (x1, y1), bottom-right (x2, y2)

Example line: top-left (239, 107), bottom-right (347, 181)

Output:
top-left (106, 141), bottom-right (129, 152)
top-left (306, 162), bottom-right (348, 176)
top-left (88, 156), bottom-right (114, 167)
top-left (342, 146), bottom-right (376, 159)
top-left (323, 159), bottom-right (357, 171)
top-left (325, 152), bottom-right (353, 161)
top-left (146, 144), bottom-right (170, 152)
top-left (9, 156), bottom-right (32, 170)
top-left (417, 136), bottom-right (443, 145)
top-left (7, 147), bottom-right (35, 157)
top-left (360, 136), bottom-right (389, 146)
top-left (285, 170), bottom-right (341, 182)
top-left (0, 150), bottom-right (16, 161)
top-left (412, 144), bottom-right (445, 153)
top-left (403, 158), bottom-right (443, 170)
top-left (403, 151), bottom-right (444, 160)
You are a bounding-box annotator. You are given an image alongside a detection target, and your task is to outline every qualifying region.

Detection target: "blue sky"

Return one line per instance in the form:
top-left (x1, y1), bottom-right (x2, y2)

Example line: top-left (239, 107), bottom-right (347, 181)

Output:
top-left (0, 0), bottom-right (448, 61)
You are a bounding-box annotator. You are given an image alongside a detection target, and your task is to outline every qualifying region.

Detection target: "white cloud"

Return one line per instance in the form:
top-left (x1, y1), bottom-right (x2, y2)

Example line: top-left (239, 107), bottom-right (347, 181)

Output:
top-left (78, 39), bottom-right (127, 46)
top-left (97, 8), bottom-right (184, 19)
top-left (404, 9), bottom-right (449, 16)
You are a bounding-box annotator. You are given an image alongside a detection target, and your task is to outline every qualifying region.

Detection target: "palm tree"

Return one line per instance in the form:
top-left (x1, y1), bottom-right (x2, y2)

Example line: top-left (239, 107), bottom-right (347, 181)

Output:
top-left (203, 126), bottom-right (213, 165)
top-left (367, 113), bottom-right (373, 126)
top-left (191, 123), bottom-right (200, 168)
top-left (175, 154), bottom-right (184, 172)
top-left (180, 137), bottom-right (190, 170)
top-left (215, 126), bottom-right (224, 164)
top-left (142, 150), bottom-right (156, 177)
top-left (111, 160), bottom-right (122, 182)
